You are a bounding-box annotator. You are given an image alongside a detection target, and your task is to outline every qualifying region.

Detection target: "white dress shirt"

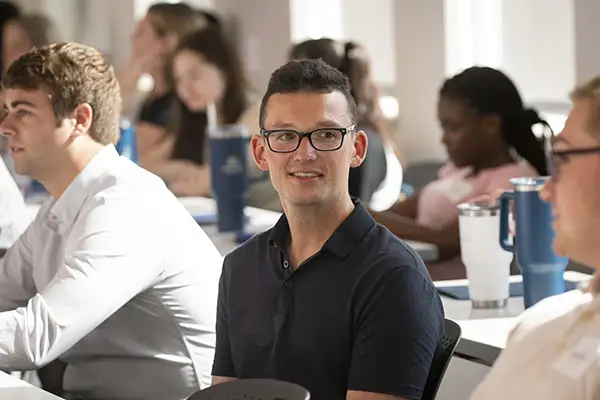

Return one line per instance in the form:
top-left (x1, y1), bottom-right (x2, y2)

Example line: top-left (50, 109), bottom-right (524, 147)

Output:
top-left (0, 145), bottom-right (223, 400)
top-left (470, 288), bottom-right (600, 399)
top-left (0, 157), bottom-right (33, 248)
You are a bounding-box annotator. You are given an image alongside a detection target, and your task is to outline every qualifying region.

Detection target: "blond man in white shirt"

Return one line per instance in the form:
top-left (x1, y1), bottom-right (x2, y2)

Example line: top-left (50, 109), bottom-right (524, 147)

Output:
top-left (471, 76), bottom-right (600, 399)
top-left (0, 43), bottom-right (222, 400)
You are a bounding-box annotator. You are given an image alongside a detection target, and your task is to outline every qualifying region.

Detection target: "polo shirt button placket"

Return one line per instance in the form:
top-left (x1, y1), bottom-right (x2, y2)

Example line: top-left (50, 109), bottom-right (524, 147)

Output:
top-left (284, 281), bottom-right (292, 290)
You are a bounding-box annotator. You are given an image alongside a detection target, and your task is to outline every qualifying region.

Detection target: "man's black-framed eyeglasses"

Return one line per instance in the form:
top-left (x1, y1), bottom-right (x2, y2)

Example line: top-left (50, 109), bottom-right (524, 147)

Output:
top-left (259, 124), bottom-right (356, 153)
top-left (545, 134), bottom-right (600, 177)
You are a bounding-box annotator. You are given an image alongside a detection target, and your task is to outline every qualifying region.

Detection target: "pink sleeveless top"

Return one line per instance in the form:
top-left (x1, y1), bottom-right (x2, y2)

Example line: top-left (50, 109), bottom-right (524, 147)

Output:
top-left (417, 162), bottom-right (537, 280)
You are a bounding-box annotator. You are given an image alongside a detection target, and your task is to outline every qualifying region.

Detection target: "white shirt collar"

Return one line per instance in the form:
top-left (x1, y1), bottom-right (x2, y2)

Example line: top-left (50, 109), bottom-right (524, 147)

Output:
top-left (47, 145), bottom-right (119, 233)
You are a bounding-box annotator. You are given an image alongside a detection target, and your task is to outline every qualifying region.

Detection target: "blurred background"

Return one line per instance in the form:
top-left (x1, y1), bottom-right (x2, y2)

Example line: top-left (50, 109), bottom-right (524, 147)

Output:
top-left (12, 0), bottom-right (596, 167)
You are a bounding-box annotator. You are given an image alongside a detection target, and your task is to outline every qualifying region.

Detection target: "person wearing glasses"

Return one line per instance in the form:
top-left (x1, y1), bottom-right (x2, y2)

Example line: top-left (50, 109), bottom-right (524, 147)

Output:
top-left (211, 59), bottom-right (444, 400)
top-left (470, 76), bottom-right (600, 400)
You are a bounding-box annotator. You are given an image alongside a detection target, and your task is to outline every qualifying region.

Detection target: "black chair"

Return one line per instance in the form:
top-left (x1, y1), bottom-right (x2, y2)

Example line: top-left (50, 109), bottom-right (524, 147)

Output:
top-left (422, 318), bottom-right (462, 400)
top-left (188, 379), bottom-right (310, 400)
top-left (403, 161), bottom-right (445, 191)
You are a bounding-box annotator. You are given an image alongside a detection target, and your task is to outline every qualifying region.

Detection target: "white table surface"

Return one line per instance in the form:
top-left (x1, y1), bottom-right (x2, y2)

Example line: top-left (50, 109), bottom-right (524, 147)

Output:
top-left (178, 196), bottom-right (439, 261)
top-left (438, 270), bottom-right (592, 348)
top-left (0, 372), bottom-right (60, 399)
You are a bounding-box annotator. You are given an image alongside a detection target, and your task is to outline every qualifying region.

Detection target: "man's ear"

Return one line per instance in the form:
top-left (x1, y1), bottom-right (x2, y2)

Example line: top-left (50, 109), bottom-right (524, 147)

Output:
top-left (350, 130), bottom-right (368, 168)
top-left (71, 103), bottom-right (93, 137)
top-left (251, 135), bottom-right (269, 171)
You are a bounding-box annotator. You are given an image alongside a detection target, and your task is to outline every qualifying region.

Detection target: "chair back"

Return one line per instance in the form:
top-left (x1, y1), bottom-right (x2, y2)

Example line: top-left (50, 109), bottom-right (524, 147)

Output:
top-left (403, 161), bottom-right (445, 191)
top-left (369, 144), bottom-right (404, 211)
top-left (422, 318), bottom-right (462, 400)
top-left (188, 378), bottom-right (310, 400)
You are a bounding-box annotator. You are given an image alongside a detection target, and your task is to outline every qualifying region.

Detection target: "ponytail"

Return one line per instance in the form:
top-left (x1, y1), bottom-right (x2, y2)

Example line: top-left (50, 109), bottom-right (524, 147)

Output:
top-left (503, 108), bottom-right (549, 175)
top-left (440, 66), bottom-right (550, 176)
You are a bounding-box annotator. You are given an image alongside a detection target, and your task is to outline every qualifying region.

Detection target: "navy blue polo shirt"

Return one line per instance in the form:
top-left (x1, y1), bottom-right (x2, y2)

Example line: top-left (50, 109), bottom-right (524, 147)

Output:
top-left (212, 200), bottom-right (445, 400)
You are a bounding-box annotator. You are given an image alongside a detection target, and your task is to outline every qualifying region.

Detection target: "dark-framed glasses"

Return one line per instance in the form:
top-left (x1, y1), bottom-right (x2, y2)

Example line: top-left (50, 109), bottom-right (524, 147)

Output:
top-left (260, 124), bottom-right (355, 153)
top-left (545, 134), bottom-right (600, 178)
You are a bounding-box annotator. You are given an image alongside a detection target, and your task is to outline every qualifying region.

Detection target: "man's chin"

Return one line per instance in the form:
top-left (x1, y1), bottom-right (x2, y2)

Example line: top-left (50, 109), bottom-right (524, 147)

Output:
top-left (13, 165), bottom-right (31, 177)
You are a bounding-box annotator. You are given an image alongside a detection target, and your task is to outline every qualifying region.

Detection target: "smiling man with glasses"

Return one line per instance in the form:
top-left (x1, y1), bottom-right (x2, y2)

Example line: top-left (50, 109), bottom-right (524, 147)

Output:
top-left (470, 76), bottom-right (600, 400)
top-left (210, 59), bottom-right (444, 400)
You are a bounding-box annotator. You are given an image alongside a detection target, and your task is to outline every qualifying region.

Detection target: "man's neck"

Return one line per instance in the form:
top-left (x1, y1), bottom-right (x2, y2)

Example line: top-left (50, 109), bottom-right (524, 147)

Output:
top-left (40, 143), bottom-right (105, 199)
top-left (284, 195), bottom-right (355, 268)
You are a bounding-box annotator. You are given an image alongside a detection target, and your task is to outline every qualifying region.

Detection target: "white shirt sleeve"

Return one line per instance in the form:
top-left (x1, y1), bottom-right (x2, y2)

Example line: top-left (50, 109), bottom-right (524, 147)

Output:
top-left (0, 157), bottom-right (34, 248)
top-left (0, 223), bottom-right (36, 312)
top-left (0, 196), bottom-right (165, 370)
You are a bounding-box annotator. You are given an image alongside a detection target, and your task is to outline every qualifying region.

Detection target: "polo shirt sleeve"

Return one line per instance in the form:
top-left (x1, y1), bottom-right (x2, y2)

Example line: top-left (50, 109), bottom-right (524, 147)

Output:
top-left (348, 265), bottom-right (445, 400)
top-left (212, 255), bottom-right (236, 378)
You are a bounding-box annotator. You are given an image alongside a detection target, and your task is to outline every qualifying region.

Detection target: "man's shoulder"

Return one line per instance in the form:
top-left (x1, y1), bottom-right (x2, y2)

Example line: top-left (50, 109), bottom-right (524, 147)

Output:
top-left (98, 159), bottom-right (165, 193)
top-left (224, 229), bottom-right (273, 267)
top-left (358, 224), bottom-right (436, 292)
top-left (368, 223), bottom-right (427, 268)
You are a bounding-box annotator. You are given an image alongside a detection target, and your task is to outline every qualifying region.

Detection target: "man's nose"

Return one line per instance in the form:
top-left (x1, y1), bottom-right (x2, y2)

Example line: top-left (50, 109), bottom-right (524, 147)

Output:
top-left (0, 114), bottom-right (14, 137)
top-left (539, 178), bottom-right (555, 203)
top-left (293, 136), bottom-right (317, 160)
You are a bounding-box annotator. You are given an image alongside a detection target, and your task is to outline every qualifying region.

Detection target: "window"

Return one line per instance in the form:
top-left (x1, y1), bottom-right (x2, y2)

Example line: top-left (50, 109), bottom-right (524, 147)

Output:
top-left (443, 0), bottom-right (503, 76)
top-left (289, 0), bottom-right (343, 42)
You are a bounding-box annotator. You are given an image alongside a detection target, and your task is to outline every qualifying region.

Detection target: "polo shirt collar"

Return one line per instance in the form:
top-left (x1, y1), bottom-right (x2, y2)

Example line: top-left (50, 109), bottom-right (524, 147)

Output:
top-left (46, 145), bottom-right (119, 234)
top-left (268, 198), bottom-right (376, 259)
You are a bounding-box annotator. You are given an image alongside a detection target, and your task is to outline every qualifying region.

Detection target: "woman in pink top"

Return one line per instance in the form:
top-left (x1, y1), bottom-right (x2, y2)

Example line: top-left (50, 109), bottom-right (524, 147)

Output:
top-left (373, 66), bottom-right (548, 280)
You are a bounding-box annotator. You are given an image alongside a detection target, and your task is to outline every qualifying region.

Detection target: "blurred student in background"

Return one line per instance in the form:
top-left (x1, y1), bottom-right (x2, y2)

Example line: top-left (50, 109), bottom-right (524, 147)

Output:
top-left (118, 2), bottom-right (207, 157)
top-left (373, 66), bottom-right (547, 280)
top-left (289, 38), bottom-right (400, 205)
top-left (2, 13), bottom-right (61, 73)
top-left (0, 12), bottom-right (61, 191)
top-left (142, 24), bottom-right (280, 210)
top-left (0, 0), bottom-right (19, 79)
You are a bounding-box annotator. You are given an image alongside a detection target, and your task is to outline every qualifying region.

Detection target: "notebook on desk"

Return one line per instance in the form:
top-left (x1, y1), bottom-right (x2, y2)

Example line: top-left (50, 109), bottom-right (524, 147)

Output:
top-left (438, 280), bottom-right (579, 300)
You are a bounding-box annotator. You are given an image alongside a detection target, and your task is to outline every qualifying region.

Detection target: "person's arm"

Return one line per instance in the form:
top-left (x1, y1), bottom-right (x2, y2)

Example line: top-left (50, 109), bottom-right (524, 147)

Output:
top-left (139, 133), bottom-right (175, 171)
top-left (212, 255), bottom-right (237, 384)
top-left (347, 266), bottom-right (444, 400)
top-left (136, 122), bottom-right (169, 162)
top-left (0, 196), bottom-right (165, 370)
top-left (117, 58), bottom-right (147, 105)
top-left (371, 211), bottom-right (460, 260)
top-left (385, 190), bottom-right (421, 219)
top-left (166, 164), bottom-right (211, 197)
top-left (0, 217), bottom-right (37, 312)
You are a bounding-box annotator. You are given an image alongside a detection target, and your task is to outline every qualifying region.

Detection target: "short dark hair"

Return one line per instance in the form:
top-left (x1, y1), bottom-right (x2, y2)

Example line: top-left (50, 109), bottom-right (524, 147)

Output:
top-left (259, 59), bottom-right (357, 128)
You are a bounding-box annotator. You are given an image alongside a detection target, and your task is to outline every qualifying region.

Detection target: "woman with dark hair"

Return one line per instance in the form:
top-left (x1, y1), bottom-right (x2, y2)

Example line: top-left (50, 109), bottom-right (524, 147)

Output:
top-left (2, 13), bottom-right (61, 73)
top-left (289, 38), bottom-right (400, 204)
top-left (141, 24), bottom-right (278, 209)
top-left (373, 66), bottom-right (548, 280)
top-left (0, 1), bottom-right (19, 79)
top-left (119, 3), bottom-right (208, 156)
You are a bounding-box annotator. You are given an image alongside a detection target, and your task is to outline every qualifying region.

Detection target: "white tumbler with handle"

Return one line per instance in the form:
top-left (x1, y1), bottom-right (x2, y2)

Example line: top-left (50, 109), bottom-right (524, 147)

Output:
top-left (458, 201), bottom-right (513, 308)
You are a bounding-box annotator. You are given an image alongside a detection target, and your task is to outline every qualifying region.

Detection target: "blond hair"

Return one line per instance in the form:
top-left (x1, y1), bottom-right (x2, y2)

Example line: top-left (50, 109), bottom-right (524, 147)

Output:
top-left (3, 42), bottom-right (122, 145)
top-left (570, 76), bottom-right (600, 135)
